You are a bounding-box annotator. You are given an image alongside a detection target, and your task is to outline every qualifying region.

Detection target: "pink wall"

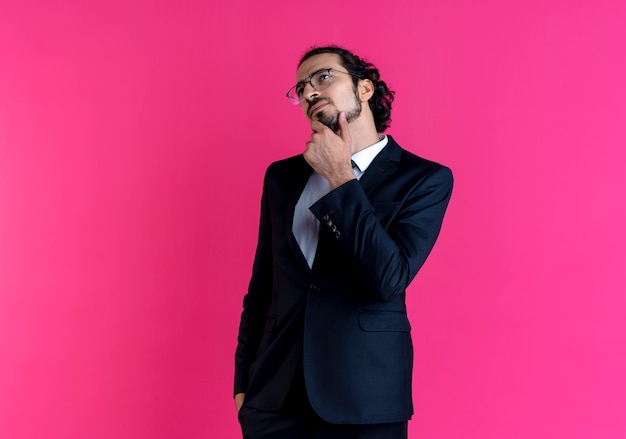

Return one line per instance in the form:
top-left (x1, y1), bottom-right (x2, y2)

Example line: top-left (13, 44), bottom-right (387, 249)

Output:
top-left (1, 1), bottom-right (624, 438)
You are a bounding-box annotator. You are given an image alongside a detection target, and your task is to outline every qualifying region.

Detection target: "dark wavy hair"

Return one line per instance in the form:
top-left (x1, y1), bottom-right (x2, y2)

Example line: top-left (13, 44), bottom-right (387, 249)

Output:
top-left (299, 46), bottom-right (395, 132)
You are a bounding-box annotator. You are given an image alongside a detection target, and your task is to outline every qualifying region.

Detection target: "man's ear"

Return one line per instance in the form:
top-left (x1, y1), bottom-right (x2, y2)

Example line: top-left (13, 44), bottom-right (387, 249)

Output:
top-left (358, 79), bottom-right (375, 102)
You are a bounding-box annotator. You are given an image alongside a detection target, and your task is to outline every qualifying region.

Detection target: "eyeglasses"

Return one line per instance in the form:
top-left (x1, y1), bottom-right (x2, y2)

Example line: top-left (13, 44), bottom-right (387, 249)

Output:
top-left (286, 68), bottom-right (353, 105)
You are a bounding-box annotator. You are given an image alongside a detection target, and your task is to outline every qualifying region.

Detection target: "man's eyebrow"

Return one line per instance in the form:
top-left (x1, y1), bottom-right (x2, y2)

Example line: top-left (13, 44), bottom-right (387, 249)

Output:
top-left (295, 68), bottom-right (328, 88)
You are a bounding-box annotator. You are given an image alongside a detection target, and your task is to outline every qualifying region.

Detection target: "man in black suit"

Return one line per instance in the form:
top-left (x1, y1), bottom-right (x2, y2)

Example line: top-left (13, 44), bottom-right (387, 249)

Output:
top-left (234, 46), bottom-right (453, 438)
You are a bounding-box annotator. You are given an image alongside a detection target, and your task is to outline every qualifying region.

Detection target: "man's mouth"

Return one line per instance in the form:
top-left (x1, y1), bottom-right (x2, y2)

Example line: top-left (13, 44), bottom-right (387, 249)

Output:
top-left (308, 100), bottom-right (330, 117)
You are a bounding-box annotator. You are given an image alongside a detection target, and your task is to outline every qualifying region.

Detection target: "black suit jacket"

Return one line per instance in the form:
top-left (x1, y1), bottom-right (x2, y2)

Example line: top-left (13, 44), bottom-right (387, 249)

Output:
top-left (235, 135), bottom-right (453, 424)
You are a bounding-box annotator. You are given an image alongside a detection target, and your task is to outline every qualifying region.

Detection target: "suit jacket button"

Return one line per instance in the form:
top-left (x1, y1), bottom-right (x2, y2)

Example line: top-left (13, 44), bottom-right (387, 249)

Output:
top-left (322, 214), bottom-right (329, 221)
top-left (334, 231), bottom-right (341, 238)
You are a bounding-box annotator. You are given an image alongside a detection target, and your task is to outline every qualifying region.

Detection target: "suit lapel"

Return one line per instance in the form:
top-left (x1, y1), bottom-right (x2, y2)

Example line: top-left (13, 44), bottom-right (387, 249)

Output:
top-left (358, 135), bottom-right (402, 195)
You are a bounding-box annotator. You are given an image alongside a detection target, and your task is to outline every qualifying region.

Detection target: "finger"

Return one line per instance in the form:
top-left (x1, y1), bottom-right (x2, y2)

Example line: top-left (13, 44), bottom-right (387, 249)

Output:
top-left (307, 132), bottom-right (321, 146)
top-left (310, 120), bottom-right (326, 132)
top-left (337, 112), bottom-right (351, 143)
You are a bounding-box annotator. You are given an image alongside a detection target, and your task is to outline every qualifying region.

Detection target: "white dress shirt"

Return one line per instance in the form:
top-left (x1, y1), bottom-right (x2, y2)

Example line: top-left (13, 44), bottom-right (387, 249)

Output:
top-left (293, 135), bottom-right (389, 268)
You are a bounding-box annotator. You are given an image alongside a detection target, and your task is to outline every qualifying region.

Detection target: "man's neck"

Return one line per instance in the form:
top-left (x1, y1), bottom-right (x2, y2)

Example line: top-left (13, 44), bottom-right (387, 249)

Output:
top-left (348, 119), bottom-right (381, 155)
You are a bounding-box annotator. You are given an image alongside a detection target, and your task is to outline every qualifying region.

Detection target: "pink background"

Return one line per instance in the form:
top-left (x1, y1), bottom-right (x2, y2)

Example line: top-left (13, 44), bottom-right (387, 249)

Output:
top-left (1, 1), bottom-right (625, 438)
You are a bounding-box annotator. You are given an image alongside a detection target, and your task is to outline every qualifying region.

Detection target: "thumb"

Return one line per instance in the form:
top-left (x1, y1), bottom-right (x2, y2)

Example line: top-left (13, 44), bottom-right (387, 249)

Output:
top-left (338, 112), bottom-right (351, 143)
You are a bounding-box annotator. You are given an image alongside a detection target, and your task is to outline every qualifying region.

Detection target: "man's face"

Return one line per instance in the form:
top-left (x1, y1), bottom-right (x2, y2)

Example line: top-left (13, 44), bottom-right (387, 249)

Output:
top-left (295, 53), bottom-right (362, 134)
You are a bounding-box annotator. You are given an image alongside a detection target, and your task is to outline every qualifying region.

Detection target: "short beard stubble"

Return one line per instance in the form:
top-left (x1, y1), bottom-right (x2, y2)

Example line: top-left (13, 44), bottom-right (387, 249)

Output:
top-left (313, 88), bottom-right (362, 135)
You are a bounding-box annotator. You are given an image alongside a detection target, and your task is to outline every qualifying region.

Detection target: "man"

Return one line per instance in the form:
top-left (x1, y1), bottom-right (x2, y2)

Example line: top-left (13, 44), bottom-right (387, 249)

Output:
top-left (234, 46), bottom-right (453, 438)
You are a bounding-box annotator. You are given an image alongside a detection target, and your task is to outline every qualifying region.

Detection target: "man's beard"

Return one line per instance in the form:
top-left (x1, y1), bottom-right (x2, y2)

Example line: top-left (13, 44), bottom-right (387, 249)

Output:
top-left (317, 106), bottom-right (361, 134)
top-left (311, 94), bottom-right (362, 135)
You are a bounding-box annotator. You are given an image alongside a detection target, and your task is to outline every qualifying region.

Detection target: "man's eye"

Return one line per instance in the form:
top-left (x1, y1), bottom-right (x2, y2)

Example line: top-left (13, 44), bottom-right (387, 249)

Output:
top-left (296, 85), bottom-right (304, 96)
top-left (317, 73), bottom-right (331, 83)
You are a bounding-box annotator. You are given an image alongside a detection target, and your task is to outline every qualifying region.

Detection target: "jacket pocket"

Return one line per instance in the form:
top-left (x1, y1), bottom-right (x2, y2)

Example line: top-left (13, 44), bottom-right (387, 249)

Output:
top-left (358, 311), bottom-right (411, 332)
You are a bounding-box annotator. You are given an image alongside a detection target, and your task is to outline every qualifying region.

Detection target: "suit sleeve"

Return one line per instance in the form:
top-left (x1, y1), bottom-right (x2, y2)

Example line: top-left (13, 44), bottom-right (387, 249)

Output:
top-left (234, 168), bottom-right (273, 396)
top-left (309, 165), bottom-right (453, 302)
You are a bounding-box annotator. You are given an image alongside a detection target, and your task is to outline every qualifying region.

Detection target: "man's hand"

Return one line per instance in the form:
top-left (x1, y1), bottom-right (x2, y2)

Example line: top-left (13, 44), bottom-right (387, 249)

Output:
top-left (304, 112), bottom-right (356, 190)
top-left (234, 392), bottom-right (245, 413)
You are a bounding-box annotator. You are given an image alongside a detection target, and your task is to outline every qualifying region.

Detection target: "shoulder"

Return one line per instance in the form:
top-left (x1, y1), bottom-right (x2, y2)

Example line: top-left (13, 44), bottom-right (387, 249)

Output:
top-left (387, 135), bottom-right (453, 185)
top-left (262, 154), bottom-right (313, 191)
top-left (265, 154), bottom-right (308, 176)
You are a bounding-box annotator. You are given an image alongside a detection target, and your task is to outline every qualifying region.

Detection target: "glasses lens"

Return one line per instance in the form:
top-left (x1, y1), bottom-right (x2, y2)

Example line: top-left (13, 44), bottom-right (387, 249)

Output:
top-left (287, 89), bottom-right (300, 105)
top-left (286, 87), bottom-right (299, 105)
top-left (311, 70), bottom-right (332, 91)
top-left (286, 69), bottom-right (334, 105)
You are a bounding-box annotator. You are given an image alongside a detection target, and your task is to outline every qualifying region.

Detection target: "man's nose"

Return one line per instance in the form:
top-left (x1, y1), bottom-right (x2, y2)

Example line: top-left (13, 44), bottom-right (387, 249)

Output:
top-left (302, 83), bottom-right (319, 102)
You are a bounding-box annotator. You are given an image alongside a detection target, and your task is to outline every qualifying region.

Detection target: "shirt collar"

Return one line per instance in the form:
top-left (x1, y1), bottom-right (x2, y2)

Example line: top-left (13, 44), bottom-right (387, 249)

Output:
top-left (351, 134), bottom-right (388, 174)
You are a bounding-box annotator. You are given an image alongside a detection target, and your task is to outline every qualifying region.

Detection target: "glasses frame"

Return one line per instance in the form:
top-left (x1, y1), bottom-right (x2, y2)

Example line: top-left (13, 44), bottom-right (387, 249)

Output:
top-left (286, 68), bottom-right (353, 105)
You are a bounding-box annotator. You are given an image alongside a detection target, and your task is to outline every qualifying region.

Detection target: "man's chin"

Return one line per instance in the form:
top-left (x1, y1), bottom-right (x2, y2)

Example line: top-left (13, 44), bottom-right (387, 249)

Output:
top-left (317, 113), bottom-right (340, 134)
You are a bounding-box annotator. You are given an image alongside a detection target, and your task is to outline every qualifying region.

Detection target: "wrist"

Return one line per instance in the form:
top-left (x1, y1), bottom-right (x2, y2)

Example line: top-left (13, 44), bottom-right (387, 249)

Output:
top-left (328, 172), bottom-right (356, 190)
